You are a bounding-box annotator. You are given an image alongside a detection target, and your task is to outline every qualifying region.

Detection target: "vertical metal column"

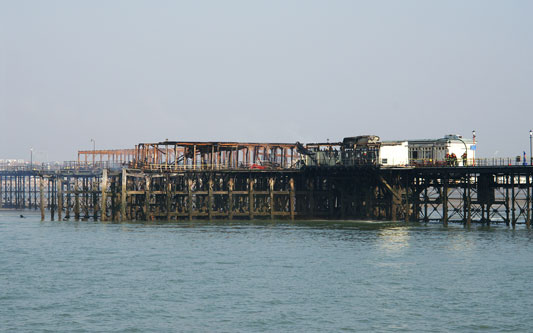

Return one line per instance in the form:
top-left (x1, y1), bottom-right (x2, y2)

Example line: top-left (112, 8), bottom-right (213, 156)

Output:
top-left (526, 173), bottom-right (531, 227)
top-left (442, 178), bottom-right (448, 227)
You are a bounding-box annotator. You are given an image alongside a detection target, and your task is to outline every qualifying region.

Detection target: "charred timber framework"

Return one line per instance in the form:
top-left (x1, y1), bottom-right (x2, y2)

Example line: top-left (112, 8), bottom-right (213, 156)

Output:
top-left (2, 166), bottom-right (533, 226)
top-left (133, 141), bottom-right (301, 170)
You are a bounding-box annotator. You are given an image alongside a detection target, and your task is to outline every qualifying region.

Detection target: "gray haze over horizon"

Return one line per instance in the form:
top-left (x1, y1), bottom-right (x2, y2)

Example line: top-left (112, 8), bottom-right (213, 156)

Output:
top-left (1, 0), bottom-right (532, 162)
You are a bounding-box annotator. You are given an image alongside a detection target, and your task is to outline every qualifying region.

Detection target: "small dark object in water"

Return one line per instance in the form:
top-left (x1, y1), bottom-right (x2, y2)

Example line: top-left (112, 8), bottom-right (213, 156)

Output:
top-left (20, 214), bottom-right (24, 218)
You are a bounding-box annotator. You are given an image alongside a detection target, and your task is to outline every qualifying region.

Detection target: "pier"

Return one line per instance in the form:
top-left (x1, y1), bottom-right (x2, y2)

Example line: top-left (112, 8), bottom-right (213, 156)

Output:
top-left (1, 166), bottom-right (532, 226)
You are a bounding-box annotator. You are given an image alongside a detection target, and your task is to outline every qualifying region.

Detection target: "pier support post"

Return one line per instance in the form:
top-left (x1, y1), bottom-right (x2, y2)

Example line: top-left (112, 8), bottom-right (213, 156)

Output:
top-left (120, 168), bottom-right (127, 222)
top-left (145, 175), bottom-right (152, 221)
top-left (228, 178), bottom-right (234, 220)
top-left (404, 176), bottom-right (410, 223)
top-left (187, 178), bottom-right (193, 221)
top-left (442, 178), bottom-right (448, 227)
top-left (466, 174), bottom-right (472, 227)
top-left (40, 176), bottom-right (45, 221)
top-left (527, 174), bottom-right (531, 228)
top-left (74, 181), bottom-right (80, 221)
top-left (50, 178), bottom-right (55, 221)
top-left (308, 178), bottom-right (315, 219)
top-left (248, 177), bottom-right (254, 220)
top-left (269, 177), bottom-right (275, 220)
top-left (101, 169), bottom-right (108, 221)
top-left (511, 174), bottom-right (516, 228)
top-left (289, 177), bottom-right (295, 221)
top-left (57, 177), bottom-right (63, 221)
top-left (92, 181), bottom-right (98, 221)
top-left (166, 175), bottom-right (172, 221)
top-left (208, 177), bottom-right (213, 220)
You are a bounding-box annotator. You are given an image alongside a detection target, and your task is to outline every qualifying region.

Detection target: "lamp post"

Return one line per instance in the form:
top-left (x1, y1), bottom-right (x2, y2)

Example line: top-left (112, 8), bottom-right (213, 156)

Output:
top-left (472, 130), bottom-right (476, 166)
top-left (457, 138), bottom-right (468, 166)
top-left (529, 130), bottom-right (533, 165)
top-left (30, 147), bottom-right (33, 170)
top-left (90, 139), bottom-right (95, 165)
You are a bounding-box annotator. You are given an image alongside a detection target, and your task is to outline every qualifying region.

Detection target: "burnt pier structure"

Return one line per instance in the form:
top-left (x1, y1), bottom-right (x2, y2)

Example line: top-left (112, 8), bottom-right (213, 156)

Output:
top-left (1, 140), bottom-right (532, 226)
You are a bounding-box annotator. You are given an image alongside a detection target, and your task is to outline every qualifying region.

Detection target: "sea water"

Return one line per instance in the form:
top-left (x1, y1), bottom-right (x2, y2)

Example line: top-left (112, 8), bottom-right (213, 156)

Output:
top-left (1, 210), bottom-right (533, 332)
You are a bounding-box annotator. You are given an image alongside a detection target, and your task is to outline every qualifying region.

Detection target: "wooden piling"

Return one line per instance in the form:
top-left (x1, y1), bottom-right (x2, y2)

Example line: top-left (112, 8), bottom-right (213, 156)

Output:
top-left (40, 176), bottom-right (45, 221)
top-left (511, 174), bottom-right (516, 228)
top-left (187, 177), bottom-right (193, 221)
top-left (145, 175), bottom-right (151, 221)
top-left (289, 177), bottom-right (295, 220)
top-left (120, 168), bottom-right (127, 222)
top-left (208, 177), bottom-right (213, 220)
top-left (74, 181), bottom-right (80, 221)
top-left (269, 177), bottom-right (274, 220)
top-left (57, 177), bottom-right (63, 221)
top-left (248, 177), bottom-right (254, 220)
top-left (228, 177), bottom-right (234, 220)
top-left (101, 169), bottom-right (108, 221)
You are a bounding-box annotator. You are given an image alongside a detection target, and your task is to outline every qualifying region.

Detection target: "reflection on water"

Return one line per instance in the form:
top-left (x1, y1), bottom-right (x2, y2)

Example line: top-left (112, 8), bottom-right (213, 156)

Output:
top-left (377, 227), bottom-right (411, 253)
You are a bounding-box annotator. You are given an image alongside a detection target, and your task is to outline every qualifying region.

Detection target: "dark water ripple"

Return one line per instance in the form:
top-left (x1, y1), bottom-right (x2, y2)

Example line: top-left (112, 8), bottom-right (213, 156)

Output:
top-left (1, 211), bottom-right (533, 332)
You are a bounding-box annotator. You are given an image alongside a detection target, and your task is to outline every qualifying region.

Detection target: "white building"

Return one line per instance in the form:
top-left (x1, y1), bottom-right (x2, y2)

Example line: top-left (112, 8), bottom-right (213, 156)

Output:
top-left (379, 134), bottom-right (476, 167)
top-left (379, 141), bottom-right (409, 166)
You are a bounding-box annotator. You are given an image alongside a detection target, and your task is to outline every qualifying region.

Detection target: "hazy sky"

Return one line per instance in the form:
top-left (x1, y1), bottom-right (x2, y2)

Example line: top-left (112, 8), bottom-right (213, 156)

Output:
top-left (1, 0), bottom-right (532, 161)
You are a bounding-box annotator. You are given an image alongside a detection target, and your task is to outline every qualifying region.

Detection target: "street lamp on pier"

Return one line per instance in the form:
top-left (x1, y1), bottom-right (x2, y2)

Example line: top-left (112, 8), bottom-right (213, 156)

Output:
top-left (30, 147), bottom-right (33, 170)
top-left (529, 130), bottom-right (533, 165)
top-left (472, 130), bottom-right (476, 166)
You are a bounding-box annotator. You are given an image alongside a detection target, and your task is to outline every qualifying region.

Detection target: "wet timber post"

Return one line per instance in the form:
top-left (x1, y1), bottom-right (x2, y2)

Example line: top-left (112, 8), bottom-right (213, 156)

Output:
top-left (187, 178), bottom-right (192, 221)
top-left (145, 175), bottom-right (152, 221)
top-left (57, 177), bottom-right (63, 221)
top-left (166, 174), bottom-right (171, 221)
top-left (511, 174), bottom-right (516, 228)
top-left (228, 178), bottom-right (234, 220)
top-left (289, 177), bottom-right (295, 220)
top-left (208, 177), bottom-right (213, 220)
top-left (101, 169), bottom-right (108, 221)
top-left (40, 176), bottom-right (45, 221)
top-left (269, 177), bottom-right (274, 220)
top-left (248, 177), bottom-right (254, 220)
top-left (120, 168), bottom-right (127, 222)
top-left (74, 181), bottom-right (80, 221)
top-left (442, 177), bottom-right (448, 227)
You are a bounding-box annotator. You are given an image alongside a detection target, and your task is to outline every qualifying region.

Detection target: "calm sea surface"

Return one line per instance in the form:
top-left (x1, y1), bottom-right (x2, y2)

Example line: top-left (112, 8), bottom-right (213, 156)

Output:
top-left (1, 210), bottom-right (533, 332)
